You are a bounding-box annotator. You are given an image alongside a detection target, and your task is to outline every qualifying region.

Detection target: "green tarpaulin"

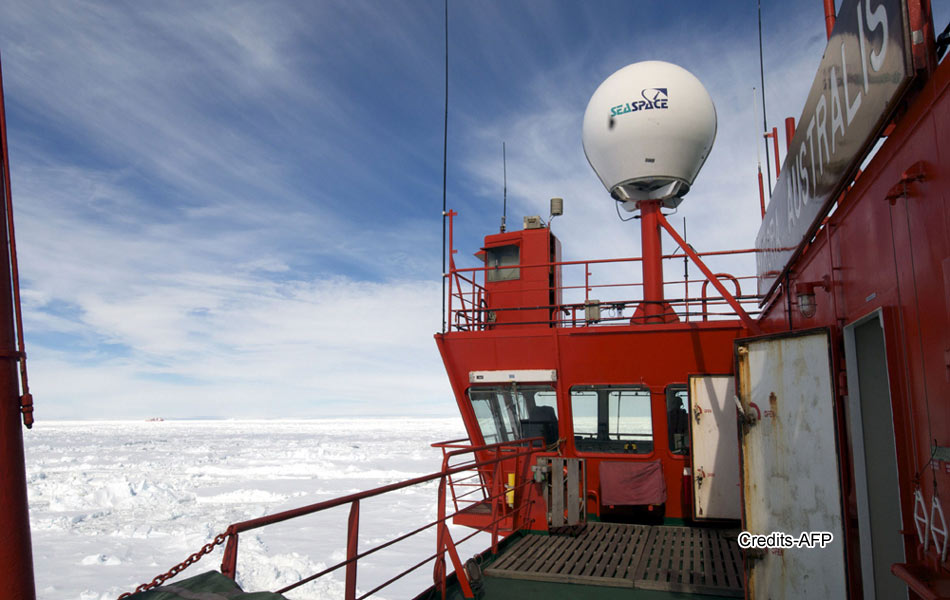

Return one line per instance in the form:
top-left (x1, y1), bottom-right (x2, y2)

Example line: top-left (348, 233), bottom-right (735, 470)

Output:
top-left (128, 570), bottom-right (290, 600)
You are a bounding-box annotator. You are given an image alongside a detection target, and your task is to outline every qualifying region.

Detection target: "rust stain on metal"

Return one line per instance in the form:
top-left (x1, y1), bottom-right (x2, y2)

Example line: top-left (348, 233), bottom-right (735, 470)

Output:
top-left (764, 391), bottom-right (778, 421)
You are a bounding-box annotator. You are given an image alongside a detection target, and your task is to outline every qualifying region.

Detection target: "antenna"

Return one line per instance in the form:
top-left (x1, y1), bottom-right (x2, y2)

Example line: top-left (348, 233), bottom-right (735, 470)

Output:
top-left (753, 87), bottom-right (766, 218)
top-left (757, 0), bottom-right (772, 197)
top-left (683, 217), bottom-right (689, 319)
top-left (440, 0), bottom-right (448, 333)
top-left (500, 142), bottom-right (507, 233)
top-left (682, 217), bottom-right (688, 281)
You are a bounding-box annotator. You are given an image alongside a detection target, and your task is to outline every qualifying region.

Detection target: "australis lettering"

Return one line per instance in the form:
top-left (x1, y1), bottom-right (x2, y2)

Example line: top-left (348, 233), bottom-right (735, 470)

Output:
top-left (784, 0), bottom-right (888, 234)
top-left (757, 0), bottom-right (909, 297)
top-left (610, 88), bottom-right (669, 117)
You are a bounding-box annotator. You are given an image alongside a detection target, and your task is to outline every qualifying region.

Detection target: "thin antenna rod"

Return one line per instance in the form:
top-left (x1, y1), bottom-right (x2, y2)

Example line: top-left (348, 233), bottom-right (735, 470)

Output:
top-left (682, 217), bottom-right (689, 321)
top-left (757, 0), bottom-right (772, 197)
top-left (752, 87), bottom-right (762, 167)
top-left (440, 0), bottom-right (448, 333)
top-left (753, 87), bottom-right (766, 218)
top-left (501, 142), bottom-right (507, 233)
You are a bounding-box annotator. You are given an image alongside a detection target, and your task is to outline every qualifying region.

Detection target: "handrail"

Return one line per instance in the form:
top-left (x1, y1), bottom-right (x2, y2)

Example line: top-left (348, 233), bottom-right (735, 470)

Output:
top-left (442, 209), bottom-right (762, 331)
top-left (449, 247), bottom-right (760, 275)
top-left (701, 273), bottom-right (743, 322)
top-left (446, 243), bottom-right (762, 330)
top-left (215, 437), bottom-right (545, 600)
top-left (448, 293), bottom-right (763, 330)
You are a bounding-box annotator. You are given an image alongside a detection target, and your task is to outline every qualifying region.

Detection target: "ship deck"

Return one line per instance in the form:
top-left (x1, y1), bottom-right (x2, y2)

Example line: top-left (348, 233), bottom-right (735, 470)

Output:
top-left (481, 522), bottom-right (743, 598)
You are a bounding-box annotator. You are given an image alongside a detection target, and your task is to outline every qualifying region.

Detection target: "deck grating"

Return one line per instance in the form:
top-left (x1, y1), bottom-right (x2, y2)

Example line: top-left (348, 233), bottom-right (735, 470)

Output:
top-left (484, 523), bottom-right (743, 597)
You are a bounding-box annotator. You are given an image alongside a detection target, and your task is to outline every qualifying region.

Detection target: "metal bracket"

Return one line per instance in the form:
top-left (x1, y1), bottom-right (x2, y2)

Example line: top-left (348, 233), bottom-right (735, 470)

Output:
top-left (914, 489), bottom-right (930, 550)
top-left (885, 161), bottom-right (928, 204)
top-left (931, 496), bottom-right (948, 563)
top-left (735, 395), bottom-right (757, 427)
top-left (531, 462), bottom-right (550, 484)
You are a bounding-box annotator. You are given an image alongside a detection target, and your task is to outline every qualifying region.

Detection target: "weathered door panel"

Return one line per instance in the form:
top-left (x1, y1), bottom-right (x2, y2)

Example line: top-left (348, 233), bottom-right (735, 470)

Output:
top-left (688, 374), bottom-right (740, 520)
top-left (736, 330), bottom-right (847, 599)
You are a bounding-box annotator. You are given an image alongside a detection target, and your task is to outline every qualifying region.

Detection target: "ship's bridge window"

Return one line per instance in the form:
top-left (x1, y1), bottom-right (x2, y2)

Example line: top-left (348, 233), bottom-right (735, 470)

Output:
top-left (666, 385), bottom-right (689, 455)
top-left (467, 384), bottom-right (557, 446)
top-left (485, 245), bottom-right (520, 282)
top-left (570, 386), bottom-right (652, 454)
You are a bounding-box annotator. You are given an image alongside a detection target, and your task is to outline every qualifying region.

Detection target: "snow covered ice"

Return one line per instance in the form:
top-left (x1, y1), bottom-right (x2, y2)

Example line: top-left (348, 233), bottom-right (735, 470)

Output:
top-left (25, 418), bottom-right (488, 600)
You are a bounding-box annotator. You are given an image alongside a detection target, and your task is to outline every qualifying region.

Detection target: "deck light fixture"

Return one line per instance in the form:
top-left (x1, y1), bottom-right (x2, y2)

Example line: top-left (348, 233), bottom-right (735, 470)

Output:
top-left (795, 276), bottom-right (830, 318)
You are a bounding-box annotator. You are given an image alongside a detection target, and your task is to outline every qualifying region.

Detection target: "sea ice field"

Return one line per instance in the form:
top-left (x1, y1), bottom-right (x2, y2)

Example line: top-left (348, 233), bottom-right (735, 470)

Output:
top-left (25, 418), bottom-right (489, 600)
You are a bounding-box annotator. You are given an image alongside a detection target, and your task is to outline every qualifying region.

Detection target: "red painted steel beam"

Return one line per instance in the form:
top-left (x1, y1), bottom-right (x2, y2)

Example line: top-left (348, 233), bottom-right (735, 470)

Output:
top-left (639, 200), bottom-right (665, 322)
top-left (656, 212), bottom-right (761, 334)
top-left (0, 54), bottom-right (36, 600)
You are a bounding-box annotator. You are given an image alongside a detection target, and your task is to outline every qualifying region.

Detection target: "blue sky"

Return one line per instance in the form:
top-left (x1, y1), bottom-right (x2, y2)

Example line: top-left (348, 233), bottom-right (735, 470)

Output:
top-left (2, 1), bottom-right (941, 419)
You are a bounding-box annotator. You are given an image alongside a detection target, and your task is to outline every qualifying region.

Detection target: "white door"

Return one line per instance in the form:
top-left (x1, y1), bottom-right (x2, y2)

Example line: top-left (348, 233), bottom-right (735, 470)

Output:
top-left (736, 329), bottom-right (847, 599)
top-left (688, 375), bottom-right (740, 520)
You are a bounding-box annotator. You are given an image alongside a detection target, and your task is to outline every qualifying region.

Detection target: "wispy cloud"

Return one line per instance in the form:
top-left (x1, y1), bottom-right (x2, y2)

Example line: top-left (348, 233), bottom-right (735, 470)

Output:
top-left (1, 0), bottom-right (838, 418)
top-left (452, 3), bottom-right (829, 300)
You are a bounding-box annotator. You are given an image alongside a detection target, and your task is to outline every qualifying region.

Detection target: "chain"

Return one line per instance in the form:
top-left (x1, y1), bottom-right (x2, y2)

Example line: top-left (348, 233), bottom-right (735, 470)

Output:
top-left (117, 532), bottom-right (230, 599)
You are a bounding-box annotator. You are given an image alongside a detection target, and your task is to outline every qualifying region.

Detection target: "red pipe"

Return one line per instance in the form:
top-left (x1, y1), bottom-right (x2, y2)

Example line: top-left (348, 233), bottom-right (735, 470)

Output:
top-left (757, 167), bottom-right (766, 219)
top-left (907, 0), bottom-right (936, 74)
top-left (824, 0), bottom-right (835, 39)
top-left (0, 54), bottom-right (36, 600)
top-left (446, 209), bottom-right (457, 329)
top-left (656, 212), bottom-right (760, 334)
top-left (639, 200), bottom-right (664, 323)
top-left (784, 117), bottom-right (796, 152)
top-left (771, 126), bottom-right (781, 178)
top-left (700, 274), bottom-right (743, 321)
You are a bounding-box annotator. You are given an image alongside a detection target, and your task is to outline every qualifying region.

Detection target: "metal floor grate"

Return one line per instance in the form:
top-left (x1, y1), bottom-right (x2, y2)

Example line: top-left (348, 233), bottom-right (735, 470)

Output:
top-left (484, 522), bottom-right (743, 597)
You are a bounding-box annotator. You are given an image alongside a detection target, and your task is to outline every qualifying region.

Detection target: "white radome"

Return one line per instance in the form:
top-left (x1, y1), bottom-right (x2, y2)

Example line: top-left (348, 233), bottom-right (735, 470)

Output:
top-left (582, 60), bottom-right (717, 209)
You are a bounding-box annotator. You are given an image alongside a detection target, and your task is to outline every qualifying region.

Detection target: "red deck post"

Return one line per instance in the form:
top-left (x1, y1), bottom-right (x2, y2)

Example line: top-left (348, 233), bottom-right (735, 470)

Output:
top-left (220, 528), bottom-right (239, 579)
top-left (0, 53), bottom-right (36, 600)
top-left (639, 200), bottom-right (665, 322)
top-left (345, 500), bottom-right (360, 600)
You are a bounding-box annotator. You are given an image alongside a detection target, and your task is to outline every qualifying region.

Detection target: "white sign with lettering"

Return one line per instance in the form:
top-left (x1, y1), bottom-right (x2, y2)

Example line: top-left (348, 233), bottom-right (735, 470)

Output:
top-left (756, 0), bottom-right (912, 297)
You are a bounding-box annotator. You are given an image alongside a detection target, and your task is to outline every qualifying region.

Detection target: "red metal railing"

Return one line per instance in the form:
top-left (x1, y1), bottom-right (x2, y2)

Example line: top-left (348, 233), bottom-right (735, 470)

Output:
top-left (200, 437), bottom-right (546, 600)
top-left (431, 438), bottom-right (544, 554)
top-left (443, 207), bottom-right (763, 332)
top-left (447, 251), bottom-right (762, 331)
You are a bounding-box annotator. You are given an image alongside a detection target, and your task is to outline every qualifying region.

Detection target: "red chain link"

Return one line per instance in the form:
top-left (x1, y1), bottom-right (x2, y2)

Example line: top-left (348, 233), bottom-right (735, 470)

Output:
top-left (117, 532), bottom-right (230, 599)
